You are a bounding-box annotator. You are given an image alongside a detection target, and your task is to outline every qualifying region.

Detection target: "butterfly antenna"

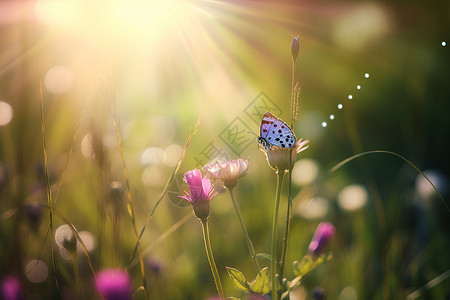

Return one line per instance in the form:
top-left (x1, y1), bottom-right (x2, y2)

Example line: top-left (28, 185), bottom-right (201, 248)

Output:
top-left (247, 131), bottom-right (259, 144)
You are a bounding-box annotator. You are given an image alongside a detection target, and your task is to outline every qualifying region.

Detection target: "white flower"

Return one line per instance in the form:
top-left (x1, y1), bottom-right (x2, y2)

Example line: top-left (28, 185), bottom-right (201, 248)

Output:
top-left (202, 158), bottom-right (249, 189)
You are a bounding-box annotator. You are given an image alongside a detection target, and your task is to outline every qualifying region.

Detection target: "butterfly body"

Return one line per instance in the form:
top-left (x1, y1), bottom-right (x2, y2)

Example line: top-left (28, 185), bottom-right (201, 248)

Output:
top-left (258, 112), bottom-right (296, 150)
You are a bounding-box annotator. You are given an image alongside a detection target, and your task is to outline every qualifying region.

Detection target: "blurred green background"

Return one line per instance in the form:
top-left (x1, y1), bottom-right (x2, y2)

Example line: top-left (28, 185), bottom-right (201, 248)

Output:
top-left (1, 0), bottom-right (449, 299)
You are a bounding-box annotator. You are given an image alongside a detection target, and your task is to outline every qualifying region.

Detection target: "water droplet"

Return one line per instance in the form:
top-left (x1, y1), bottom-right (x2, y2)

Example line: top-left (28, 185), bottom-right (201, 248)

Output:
top-left (338, 104), bottom-right (343, 109)
top-left (348, 95), bottom-right (353, 100)
top-left (365, 73), bottom-right (370, 78)
top-left (357, 85), bottom-right (361, 90)
top-left (330, 115), bottom-right (335, 120)
top-left (442, 41), bottom-right (447, 47)
top-left (321, 122), bottom-right (327, 128)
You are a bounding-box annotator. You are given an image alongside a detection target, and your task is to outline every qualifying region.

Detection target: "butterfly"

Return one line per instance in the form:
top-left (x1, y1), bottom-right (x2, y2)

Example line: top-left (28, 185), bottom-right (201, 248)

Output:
top-left (257, 112), bottom-right (297, 151)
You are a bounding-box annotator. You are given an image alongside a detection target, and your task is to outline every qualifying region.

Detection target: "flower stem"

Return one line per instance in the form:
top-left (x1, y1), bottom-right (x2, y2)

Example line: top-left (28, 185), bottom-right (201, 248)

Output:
top-left (281, 44), bottom-right (298, 279)
top-left (201, 220), bottom-right (225, 300)
top-left (280, 150), bottom-right (293, 279)
top-left (271, 171), bottom-right (285, 300)
top-left (228, 188), bottom-right (261, 273)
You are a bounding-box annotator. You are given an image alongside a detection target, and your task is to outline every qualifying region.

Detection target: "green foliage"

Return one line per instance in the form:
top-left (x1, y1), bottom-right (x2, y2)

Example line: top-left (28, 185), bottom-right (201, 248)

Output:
top-left (226, 267), bottom-right (251, 292)
top-left (250, 267), bottom-right (271, 295)
top-left (227, 267), bottom-right (271, 296)
top-left (292, 252), bottom-right (333, 279)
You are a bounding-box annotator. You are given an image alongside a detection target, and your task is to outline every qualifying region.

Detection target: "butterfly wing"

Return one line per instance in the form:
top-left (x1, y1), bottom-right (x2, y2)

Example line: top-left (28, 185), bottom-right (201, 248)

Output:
top-left (260, 112), bottom-right (277, 138)
top-left (260, 112), bottom-right (297, 149)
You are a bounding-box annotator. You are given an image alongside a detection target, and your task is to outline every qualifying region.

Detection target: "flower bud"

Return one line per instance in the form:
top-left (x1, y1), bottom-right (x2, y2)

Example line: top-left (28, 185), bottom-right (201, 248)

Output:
top-left (192, 198), bottom-right (210, 221)
top-left (308, 222), bottom-right (335, 256)
top-left (263, 138), bottom-right (309, 173)
top-left (291, 35), bottom-right (300, 62)
top-left (264, 147), bottom-right (297, 173)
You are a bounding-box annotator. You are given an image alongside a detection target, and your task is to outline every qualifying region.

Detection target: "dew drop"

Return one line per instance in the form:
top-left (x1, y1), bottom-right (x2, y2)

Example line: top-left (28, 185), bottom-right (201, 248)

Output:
top-left (442, 41), bottom-right (447, 47)
top-left (348, 95), bottom-right (353, 100)
top-left (330, 115), bottom-right (335, 120)
top-left (357, 85), bottom-right (361, 90)
top-left (338, 104), bottom-right (343, 109)
top-left (365, 73), bottom-right (370, 78)
top-left (321, 122), bottom-right (327, 128)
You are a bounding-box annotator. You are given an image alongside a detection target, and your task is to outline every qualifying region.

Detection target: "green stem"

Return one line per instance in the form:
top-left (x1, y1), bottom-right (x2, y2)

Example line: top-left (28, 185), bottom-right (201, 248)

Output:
top-left (280, 151), bottom-right (293, 279)
top-left (201, 220), bottom-right (225, 300)
top-left (228, 188), bottom-right (261, 273)
top-left (281, 47), bottom-right (298, 280)
top-left (271, 171), bottom-right (285, 300)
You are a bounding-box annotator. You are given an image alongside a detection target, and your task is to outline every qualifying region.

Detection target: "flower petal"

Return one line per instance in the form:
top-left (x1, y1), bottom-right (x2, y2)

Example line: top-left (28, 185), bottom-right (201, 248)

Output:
top-left (201, 175), bottom-right (213, 200)
top-left (184, 169), bottom-right (203, 201)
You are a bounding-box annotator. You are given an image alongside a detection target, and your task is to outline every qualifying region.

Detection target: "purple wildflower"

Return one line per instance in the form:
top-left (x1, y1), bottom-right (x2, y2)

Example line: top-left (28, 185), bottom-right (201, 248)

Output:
top-left (95, 269), bottom-right (132, 300)
top-left (179, 169), bottom-right (217, 221)
top-left (1, 276), bottom-right (24, 300)
top-left (308, 222), bottom-right (335, 256)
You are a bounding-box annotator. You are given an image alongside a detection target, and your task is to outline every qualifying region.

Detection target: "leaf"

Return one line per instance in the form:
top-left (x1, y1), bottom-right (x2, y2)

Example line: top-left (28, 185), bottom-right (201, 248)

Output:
top-left (255, 253), bottom-right (272, 261)
top-left (292, 252), bottom-right (333, 278)
top-left (250, 267), bottom-right (271, 295)
top-left (226, 267), bottom-right (250, 292)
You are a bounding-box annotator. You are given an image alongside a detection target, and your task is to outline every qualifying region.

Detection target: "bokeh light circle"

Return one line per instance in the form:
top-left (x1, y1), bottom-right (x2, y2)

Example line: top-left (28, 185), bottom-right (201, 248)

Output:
top-left (141, 147), bottom-right (164, 166)
top-left (77, 231), bottom-right (97, 254)
top-left (0, 101), bottom-right (13, 126)
top-left (164, 144), bottom-right (183, 167)
top-left (337, 184), bottom-right (368, 211)
top-left (45, 66), bottom-right (73, 94)
top-left (292, 159), bottom-right (319, 186)
top-left (296, 197), bottom-right (329, 219)
top-left (142, 166), bottom-right (164, 187)
top-left (55, 224), bottom-right (74, 247)
top-left (25, 259), bottom-right (48, 283)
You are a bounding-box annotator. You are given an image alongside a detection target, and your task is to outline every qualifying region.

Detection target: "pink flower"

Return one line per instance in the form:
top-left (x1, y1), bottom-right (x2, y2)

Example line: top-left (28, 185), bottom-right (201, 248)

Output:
top-left (308, 222), bottom-right (335, 256)
top-left (1, 276), bottom-right (24, 300)
top-left (202, 158), bottom-right (249, 189)
top-left (95, 269), bottom-right (132, 300)
top-left (179, 169), bottom-right (217, 221)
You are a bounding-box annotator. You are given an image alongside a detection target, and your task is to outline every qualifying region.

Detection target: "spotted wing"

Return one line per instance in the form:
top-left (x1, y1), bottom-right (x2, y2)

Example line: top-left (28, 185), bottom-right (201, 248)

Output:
top-left (260, 112), bottom-right (277, 139)
top-left (260, 112), bottom-right (296, 148)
